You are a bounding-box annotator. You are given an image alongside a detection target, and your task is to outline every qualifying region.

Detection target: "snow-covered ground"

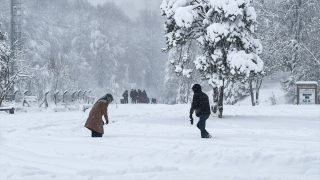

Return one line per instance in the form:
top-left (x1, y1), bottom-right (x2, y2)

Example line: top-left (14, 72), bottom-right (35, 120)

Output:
top-left (1, 101), bottom-right (319, 180)
top-left (1, 78), bottom-right (320, 180)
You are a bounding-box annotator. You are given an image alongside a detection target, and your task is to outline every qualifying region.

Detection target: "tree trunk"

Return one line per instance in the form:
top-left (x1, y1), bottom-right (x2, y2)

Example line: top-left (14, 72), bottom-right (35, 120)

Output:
top-left (212, 80), bottom-right (225, 118)
top-left (53, 75), bottom-right (60, 105)
top-left (212, 87), bottom-right (218, 113)
top-left (249, 78), bottom-right (255, 106)
top-left (255, 90), bottom-right (259, 105)
top-left (255, 77), bottom-right (263, 105)
top-left (218, 84), bottom-right (224, 118)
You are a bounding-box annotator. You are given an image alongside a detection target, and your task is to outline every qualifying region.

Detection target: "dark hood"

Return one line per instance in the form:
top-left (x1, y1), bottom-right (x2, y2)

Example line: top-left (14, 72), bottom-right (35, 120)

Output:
top-left (192, 84), bottom-right (202, 93)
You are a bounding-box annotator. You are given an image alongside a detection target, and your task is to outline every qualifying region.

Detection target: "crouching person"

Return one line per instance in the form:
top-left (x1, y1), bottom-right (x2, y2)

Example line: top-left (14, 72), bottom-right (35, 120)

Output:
top-left (84, 94), bottom-right (113, 137)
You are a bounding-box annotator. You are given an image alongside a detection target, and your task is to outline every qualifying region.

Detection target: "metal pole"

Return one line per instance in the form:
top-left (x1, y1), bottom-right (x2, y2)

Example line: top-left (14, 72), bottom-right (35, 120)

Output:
top-left (11, 0), bottom-right (21, 49)
top-left (10, 0), bottom-right (21, 100)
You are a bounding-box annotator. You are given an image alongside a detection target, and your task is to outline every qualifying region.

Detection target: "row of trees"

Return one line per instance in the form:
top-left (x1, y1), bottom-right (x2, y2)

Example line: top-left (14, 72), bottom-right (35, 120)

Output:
top-left (0, 0), bottom-right (166, 106)
top-left (1, 0), bottom-right (319, 107)
top-left (255, 0), bottom-right (320, 103)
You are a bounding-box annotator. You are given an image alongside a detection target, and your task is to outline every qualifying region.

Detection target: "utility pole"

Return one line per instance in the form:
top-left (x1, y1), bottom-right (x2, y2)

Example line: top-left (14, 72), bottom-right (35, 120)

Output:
top-left (11, 0), bottom-right (21, 49)
top-left (10, 0), bottom-right (22, 100)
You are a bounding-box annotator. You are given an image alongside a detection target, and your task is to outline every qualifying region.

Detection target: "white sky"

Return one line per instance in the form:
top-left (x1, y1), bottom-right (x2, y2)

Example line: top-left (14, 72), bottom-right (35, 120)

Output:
top-left (87, 0), bottom-right (161, 19)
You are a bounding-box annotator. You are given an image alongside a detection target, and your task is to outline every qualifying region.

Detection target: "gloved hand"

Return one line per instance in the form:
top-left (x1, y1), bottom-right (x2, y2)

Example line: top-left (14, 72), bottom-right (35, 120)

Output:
top-left (105, 120), bottom-right (109, 125)
top-left (189, 114), bottom-right (193, 125)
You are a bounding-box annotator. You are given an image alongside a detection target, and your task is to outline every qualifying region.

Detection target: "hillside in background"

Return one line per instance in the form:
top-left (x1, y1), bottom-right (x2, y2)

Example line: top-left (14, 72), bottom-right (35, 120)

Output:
top-left (0, 0), bottom-right (167, 100)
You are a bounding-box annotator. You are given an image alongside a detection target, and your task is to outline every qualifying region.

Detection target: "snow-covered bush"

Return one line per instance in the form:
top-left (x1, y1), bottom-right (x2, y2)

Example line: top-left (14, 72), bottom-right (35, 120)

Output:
top-left (269, 92), bottom-right (277, 105)
top-left (224, 81), bottom-right (250, 105)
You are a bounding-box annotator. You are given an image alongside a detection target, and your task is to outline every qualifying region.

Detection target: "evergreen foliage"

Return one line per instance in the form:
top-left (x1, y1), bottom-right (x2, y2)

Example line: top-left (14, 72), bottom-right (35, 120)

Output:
top-left (160, 0), bottom-right (264, 114)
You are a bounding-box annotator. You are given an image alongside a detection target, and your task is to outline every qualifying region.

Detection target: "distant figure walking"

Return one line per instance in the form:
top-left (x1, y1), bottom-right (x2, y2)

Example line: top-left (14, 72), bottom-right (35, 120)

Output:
top-left (189, 84), bottom-right (212, 138)
top-left (123, 90), bottom-right (128, 104)
top-left (84, 94), bottom-right (113, 137)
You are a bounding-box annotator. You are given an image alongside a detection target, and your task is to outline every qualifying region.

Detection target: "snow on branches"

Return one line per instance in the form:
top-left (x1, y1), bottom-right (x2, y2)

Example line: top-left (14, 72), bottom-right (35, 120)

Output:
top-left (0, 22), bottom-right (32, 106)
top-left (161, 0), bottom-right (265, 114)
top-left (160, 0), bottom-right (264, 87)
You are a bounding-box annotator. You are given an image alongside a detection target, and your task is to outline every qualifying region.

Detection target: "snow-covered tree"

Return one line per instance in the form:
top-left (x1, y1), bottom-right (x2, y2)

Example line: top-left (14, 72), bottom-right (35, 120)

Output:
top-left (255, 0), bottom-right (320, 103)
top-left (160, 0), bottom-right (264, 117)
top-left (0, 23), bottom-right (31, 106)
top-left (164, 40), bottom-right (202, 104)
top-left (0, 0), bottom-right (168, 100)
top-left (163, 59), bottom-right (180, 104)
top-left (47, 52), bottom-right (69, 95)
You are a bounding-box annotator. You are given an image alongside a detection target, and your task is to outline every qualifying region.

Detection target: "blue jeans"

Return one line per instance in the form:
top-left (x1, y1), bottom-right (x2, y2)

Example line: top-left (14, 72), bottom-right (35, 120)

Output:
top-left (197, 114), bottom-right (210, 138)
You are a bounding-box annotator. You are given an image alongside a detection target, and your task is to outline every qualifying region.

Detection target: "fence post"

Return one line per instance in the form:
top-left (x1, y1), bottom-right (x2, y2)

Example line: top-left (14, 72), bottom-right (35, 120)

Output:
top-left (22, 90), bottom-right (30, 107)
top-left (72, 90), bottom-right (77, 102)
top-left (77, 89), bottom-right (82, 102)
top-left (63, 90), bottom-right (68, 103)
top-left (13, 90), bottom-right (18, 102)
top-left (83, 90), bottom-right (87, 101)
top-left (54, 90), bottom-right (60, 105)
top-left (39, 91), bottom-right (49, 108)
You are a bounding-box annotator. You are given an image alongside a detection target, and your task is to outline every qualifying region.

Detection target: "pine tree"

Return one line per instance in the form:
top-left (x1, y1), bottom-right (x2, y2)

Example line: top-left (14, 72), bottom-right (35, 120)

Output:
top-left (160, 0), bottom-right (264, 117)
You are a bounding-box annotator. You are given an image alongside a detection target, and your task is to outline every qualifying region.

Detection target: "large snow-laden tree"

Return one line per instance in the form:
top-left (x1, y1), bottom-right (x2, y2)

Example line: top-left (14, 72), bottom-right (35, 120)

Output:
top-left (0, 23), bottom-right (31, 106)
top-left (160, 0), bottom-right (264, 117)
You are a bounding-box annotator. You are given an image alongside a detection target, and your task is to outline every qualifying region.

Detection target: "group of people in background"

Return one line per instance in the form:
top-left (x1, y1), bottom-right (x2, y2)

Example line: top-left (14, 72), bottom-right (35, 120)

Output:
top-left (122, 89), bottom-right (149, 104)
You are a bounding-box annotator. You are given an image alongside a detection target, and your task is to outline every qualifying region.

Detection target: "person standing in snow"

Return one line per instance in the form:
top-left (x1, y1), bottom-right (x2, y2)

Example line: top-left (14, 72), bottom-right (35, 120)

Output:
top-left (133, 89), bottom-right (137, 104)
top-left (84, 94), bottom-right (113, 137)
top-left (130, 89), bottom-right (134, 104)
top-left (123, 90), bottom-right (128, 104)
top-left (189, 84), bottom-right (212, 138)
top-left (141, 90), bottom-right (147, 103)
top-left (137, 89), bottom-right (141, 103)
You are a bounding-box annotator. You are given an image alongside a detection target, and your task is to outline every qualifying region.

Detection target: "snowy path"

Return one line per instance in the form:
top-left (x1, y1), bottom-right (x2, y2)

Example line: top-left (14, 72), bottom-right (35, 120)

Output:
top-left (0, 104), bottom-right (319, 180)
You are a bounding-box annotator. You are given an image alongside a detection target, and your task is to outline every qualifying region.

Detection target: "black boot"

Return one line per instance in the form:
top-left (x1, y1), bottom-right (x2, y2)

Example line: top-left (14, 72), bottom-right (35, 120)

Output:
top-left (211, 105), bottom-right (217, 113)
top-left (218, 107), bottom-right (223, 118)
top-left (201, 132), bottom-right (212, 138)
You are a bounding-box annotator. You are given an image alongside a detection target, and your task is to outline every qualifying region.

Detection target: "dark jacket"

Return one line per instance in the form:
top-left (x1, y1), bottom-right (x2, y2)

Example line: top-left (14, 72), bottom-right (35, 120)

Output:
top-left (190, 84), bottom-right (211, 117)
top-left (123, 90), bottom-right (128, 99)
top-left (130, 90), bottom-right (134, 99)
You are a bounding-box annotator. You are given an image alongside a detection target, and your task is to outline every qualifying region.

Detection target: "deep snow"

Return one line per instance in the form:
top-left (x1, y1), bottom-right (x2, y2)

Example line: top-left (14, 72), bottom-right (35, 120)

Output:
top-left (1, 101), bottom-right (319, 180)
